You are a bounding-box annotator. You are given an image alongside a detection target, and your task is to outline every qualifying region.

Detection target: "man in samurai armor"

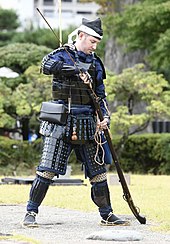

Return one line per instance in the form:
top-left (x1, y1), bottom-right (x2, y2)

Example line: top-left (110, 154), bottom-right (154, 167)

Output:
top-left (22, 17), bottom-right (129, 227)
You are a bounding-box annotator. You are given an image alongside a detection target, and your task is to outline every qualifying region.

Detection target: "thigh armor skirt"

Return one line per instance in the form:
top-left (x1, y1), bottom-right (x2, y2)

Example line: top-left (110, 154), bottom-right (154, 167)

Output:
top-left (38, 112), bottom-right (106, 176)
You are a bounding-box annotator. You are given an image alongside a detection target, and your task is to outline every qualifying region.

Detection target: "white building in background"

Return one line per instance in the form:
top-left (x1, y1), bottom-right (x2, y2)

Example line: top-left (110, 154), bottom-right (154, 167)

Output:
top-left (0, 0), bottom-right (100, 30)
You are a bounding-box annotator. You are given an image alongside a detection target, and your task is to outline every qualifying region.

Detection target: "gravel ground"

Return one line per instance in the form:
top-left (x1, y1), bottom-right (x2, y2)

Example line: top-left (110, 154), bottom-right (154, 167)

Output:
top-left (0, 204), bottom-right (170, 244)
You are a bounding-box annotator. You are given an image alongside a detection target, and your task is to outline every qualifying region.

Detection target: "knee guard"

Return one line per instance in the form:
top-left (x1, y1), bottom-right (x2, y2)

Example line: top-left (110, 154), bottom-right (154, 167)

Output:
top-left (36, 170), bottom-right (55, 180)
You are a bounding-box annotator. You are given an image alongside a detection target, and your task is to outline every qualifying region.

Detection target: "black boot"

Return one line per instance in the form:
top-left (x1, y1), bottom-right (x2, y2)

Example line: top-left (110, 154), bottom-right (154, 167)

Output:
top-left (23, 175), bottom-right (51, 227)
top-left (101, 212), bottom-right (130, 226)
top-left (22, 212), bottom-right (38, 227)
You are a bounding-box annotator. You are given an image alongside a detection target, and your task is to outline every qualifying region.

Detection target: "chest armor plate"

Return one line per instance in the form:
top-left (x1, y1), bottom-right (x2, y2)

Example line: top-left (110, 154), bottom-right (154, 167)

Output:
top-left (52, 61), bottom-right (96, 105)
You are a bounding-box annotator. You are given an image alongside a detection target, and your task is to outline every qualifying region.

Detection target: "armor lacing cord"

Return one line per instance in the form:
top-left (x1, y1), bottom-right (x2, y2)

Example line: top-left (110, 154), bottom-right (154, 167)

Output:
top-left (94, 123), bottom-right (106, 166)
top-left (93, 99), bottom-right (111, 165)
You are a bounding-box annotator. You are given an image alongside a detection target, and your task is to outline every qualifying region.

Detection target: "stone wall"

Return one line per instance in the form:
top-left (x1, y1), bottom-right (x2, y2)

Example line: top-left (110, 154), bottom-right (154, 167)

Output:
top-left (104, 37), bottom-right (147, 74)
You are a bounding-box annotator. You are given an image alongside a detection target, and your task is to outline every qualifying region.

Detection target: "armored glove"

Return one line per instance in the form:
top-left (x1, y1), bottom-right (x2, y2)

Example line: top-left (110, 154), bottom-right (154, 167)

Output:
top-left (50, 61), bottom-right (79, 76)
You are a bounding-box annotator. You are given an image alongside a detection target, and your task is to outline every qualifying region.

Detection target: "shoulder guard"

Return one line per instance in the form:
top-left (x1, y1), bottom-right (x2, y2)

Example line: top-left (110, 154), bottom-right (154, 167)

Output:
top-left (50, 43), bottom-right (76, 57)
top-left (94, 53), bottom-right (106, 79)
top-left (63, 43), bottom-right (76, 51)
top-left (48, 46), bottom-right (66, 55)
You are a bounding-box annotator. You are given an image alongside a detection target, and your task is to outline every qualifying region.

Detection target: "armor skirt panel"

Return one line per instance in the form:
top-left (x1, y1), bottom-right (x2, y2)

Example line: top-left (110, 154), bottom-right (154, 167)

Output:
top-left (38, 122), bottom-right (106, 176)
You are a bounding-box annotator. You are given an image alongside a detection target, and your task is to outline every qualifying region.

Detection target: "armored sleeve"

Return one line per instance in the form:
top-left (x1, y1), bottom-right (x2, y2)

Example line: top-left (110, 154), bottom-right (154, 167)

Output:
top-left (96, 84), bottom-right (110, 121)
top-left (94, 57), bottom-right (110, 121)
top-left (41, 48), bottom-right (79, 76)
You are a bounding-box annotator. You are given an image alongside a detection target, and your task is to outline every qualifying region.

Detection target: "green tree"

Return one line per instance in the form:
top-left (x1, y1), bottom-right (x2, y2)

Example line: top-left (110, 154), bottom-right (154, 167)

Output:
top-left (0, 43), bottom-right (52, 140)
top-left (80, 0), bottom-right (122, 13)
top-left (12, 26), bottom-right (76, 50)
top-left (0, 66), bottom-right (52, 140)
top-left (0, 43), bottom-right (51, 73)
top-left (105, 64), bottom-right (170, 145)
top-left (0, 82), bottom-right (15, 128)
top-left (12, 65), bottom-right (52, 140)
top-left (0, 8), bottom-right (19, 30)
top-left (0, 8), bottom-right (20, 46)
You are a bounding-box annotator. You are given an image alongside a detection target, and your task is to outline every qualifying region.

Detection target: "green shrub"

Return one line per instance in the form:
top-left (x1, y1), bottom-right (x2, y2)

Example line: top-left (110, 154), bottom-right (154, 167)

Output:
top-left (111, 133), bottom-right (170, 175)
top-left (0, 136), bottom-right (41, 175)
top-left (153, 134), bottom-right (170, 174)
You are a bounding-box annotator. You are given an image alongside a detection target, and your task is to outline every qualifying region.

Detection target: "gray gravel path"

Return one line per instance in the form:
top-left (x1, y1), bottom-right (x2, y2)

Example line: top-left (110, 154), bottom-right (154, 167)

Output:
top-left (0, 204), bottom-right (170, 244)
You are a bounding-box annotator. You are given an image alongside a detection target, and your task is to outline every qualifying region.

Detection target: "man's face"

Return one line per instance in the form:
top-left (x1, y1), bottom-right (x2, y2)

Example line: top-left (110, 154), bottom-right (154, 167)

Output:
top-left (79, 32), bottom-right (100, 54)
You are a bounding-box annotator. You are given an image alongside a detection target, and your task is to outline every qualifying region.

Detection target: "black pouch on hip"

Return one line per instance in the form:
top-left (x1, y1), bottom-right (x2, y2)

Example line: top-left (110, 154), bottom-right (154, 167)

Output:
top-left (39, 101), bottom-right (68, 125)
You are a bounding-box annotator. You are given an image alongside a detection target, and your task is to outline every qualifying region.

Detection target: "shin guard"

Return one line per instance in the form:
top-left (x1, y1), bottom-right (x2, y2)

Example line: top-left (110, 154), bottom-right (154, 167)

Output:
top-left (91, 180), bottom-right (112, 218)
top-left (27, 176), bottom-right (51, 213)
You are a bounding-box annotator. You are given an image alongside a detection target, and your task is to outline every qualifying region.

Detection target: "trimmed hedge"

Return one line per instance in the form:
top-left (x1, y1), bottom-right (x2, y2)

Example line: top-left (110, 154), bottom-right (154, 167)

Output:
top-left (0, 133), bottom-right (170, 175)
top-left (114, 133), bottom-right (170, 175)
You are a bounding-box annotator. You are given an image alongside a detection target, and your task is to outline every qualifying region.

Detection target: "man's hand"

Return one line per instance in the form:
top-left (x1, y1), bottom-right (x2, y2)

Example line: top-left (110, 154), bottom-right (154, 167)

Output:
top-left (79, 71), bottom-right (93, 88)
top-left (79, 72), bottom-right (89, 83)
top-left (97, 117), bottom-right (109, 130)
